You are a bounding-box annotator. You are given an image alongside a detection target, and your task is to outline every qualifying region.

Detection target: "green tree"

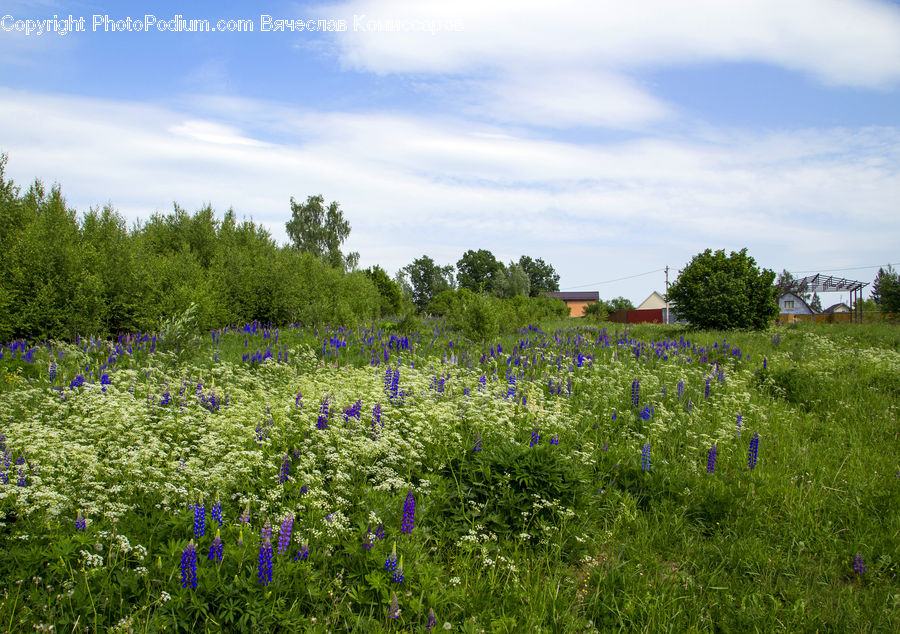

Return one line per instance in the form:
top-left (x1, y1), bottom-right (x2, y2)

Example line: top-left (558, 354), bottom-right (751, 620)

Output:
top-left (873, 265), bottom-right (900, 313)
top-left (492, 262), bottom-right (530, 298)
top-left (518, 256), bottom-right (560, 296)
top-left (608, 296), bottom-right (635, 311)
top-left (364, 265), bottom-right (403, 316)
top-left (775, 269), bottom-right (810, 301)
top-left (456, 249), bottom-right (503, 293)
top-left (400, 255), bottom-right (455, 312)
top-left (667, 248), bottom-right (778, 330)
top-left (285, 195), bottom-right (358, 270)
top-left (810, 292), bottom-right (823, 313)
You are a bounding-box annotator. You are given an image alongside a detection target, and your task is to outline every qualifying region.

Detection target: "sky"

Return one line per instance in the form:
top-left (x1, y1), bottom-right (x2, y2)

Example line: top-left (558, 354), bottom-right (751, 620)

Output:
top-left (1, 0), bottom-right (899, 305)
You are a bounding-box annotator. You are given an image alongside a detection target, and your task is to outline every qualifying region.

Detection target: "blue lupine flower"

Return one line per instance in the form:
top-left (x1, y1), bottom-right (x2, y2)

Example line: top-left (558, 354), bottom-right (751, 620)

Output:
top-left (705, 378), bottom-right (710, 399)
top-left (427, 607), bottom-right (436, 630)
top-left (316, 397), bottom-right (330, 430)
top-left (392, 555), bottom-right (405, 583)
top-left (631, 380), bottom-right (639, 407)
top-left (211, 499), bottom-right (223, 527)
top-left (294, 541), bottom-right (309, 561)
top-left (677, 380), bottom-right (684, 398)
top-left (478, 374), bottom-right (486, 391)
top-left (260, 519), bottom-right (272, 543)
top-left (374, 523), bottom-right (385, 541)
top-left (208, 532), bottom-right (224, 562)
top-left (363, 524), bottom-right (375, 551)
top-left (76, 511), bottom-right (86, 531)
top-left (473, 433), bottom-right (482, 452)
top-left (69, 374), bottom-right (84, 390)
top-left (736, 413), bottom-right (742, 437)
top-left (506, 373), bottom-right (516, 399)
top-left (277, 516), bottom-right (294, 555)
top-left (385, 543), bottom-right (398, 572)
top-left (16, 456), bottom-right (28, 486)
top-left (639, 406), bottom-right (653, 421)
top-left (295, 391), bottom-right (303, 408)
top-left (180, 541), bottom-right (198, 589)
top-left (706, 444), bottom-right (717, 474)
top-left (258, 538), bottom-right (273, 585)
top-left (641, 443), bottom-right (651, 471)
top-left (748, 432), bottom-right (759, 470)
top-left (193, 498), bottom-right (205, 538)
top-left (853, 553), bottom-right (866, 576)
top-left (763, 357), bottom-right (767, 370)
top-left (401, 489), bottom-right (416, 533)
top-left (279, 454), bottom-right (290, 483)
top-left (550, 434), bottom-right (559, 445)
top-left (530, 427), bottom-right (540, 447)
top-left (48, 361), bottom-right (57, 381)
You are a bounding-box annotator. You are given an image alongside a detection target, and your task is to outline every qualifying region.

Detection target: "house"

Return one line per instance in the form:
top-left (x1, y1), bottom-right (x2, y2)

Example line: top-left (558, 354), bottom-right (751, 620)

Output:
top-left (824, 302), bottom-right (850, 314)
top-left (637, 291), bottom-right (666, 310)
top-left (778, 291), bottom-right (815, 323)
top-left (547, 291), bottom-right (599, 317)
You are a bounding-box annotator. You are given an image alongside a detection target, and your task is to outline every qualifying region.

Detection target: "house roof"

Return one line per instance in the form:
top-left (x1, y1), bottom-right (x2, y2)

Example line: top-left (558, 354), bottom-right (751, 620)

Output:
top-left (824, 302), bottom-right (850, 314)
top-left (548, 291), bottom-right (599, 302)
top-left (779, 291), bottom-right (815, 314)
top-left (637, 291), bottom-right (666, 309)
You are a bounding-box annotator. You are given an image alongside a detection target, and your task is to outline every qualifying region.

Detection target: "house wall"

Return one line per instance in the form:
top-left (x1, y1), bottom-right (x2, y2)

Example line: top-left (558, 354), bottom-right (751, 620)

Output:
top-left (637, 293), bottom-right (666, 310)
top-left (778, 293), bottom-right (813, 315)
top-left (565, 300), bottom-right (591, 317)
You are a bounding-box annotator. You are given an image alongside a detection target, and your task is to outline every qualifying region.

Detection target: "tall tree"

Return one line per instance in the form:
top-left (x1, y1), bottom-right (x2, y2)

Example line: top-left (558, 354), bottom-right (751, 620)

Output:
top-left (810, 292), bottom-right (823, 313)
top-left (871, 266), bottom-right (896, 306)
top-left (872, 265), bottom-right (900, 313)
top-left (456, 249), bottom-right (503, 293)
top-left (492, 261), bottom-right (530, 298)
top-left (400, 255), bottom-right (455, 311)
top-left (775, 269), bottom-right (810, 300)
top-left (518, 255), bottom-right (560, 296)
top-left (668, 248), bottom-right (778, 330)
top-left (285, 195), bottom-right (358, 270)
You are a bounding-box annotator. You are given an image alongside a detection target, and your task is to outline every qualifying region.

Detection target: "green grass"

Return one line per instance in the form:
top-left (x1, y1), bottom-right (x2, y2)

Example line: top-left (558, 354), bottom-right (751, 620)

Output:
top-left (0, 320), bottom-right (897, 632)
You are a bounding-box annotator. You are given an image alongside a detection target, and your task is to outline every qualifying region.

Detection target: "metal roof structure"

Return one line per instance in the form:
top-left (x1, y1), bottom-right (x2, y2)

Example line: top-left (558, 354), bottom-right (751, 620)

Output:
top-left (548, 291), bottom-right (600, 302)
top-left (789, 274), bottom-right (868, 323)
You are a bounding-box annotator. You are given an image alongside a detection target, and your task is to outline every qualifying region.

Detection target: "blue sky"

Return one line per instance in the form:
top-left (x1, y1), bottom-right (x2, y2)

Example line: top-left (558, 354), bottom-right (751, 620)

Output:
top-left (2, 0), bottom-right (899, 305)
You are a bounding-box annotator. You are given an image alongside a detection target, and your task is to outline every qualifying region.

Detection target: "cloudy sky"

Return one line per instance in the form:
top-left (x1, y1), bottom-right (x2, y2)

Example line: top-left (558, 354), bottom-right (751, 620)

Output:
top-left (2, 0), bottom-right (899, 303)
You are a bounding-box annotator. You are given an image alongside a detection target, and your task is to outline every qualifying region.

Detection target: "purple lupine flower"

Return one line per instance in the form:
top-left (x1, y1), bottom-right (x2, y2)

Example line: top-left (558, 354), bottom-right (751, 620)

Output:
top-left (316, 397), bottom-right (330, 430)
top-left (258, 538), bottom-right (273, 585)
top-left (473, 433), bottom-right (482, 452)
top-left (401, 490), bottom-right (416, 533)
top-left (260, 519), bottom-right (272, 543)
top-left (299, 484), bottom-right (308, 495)
top-left (427, 607), bottom-right (436, 630)
top-left (853, 553), bottom-right (866, 577)
top-left (374, 523), bottom-right (385, 541)
top-left (641, 443), bottom-right (651, 471)
top-left (294, 541), bottom-right (309, 561)
top-left (279, 453), bottom-right (290, 483)
top-left (277, 516), bottom-right (294, 555)
top-left (392, 555), bottom-right (405, 583)
top-left (362, 524), bottom-right (375, 551)
top-left (631, 379), bottom-right (639, 407)
top-left (705, 377), bottom-right (710, 399)
top-left (239, 503), bottom-right (250, 523)
top-left (748, 432), bottom-right (759, 470)
top-left (389, 591), bottom-right (401, 619)
top-left (295, 391), bottom-right (303, 408)
top-left (530, 427), bottom-right (540, 447)
top-left (208, 532), bottom-right (223, 562)
top-left (76, 511), bottom-right (86, 531)
top-left (639, 406), bottom-right (653, 421)
top-left (385, 543), bottom-right (398, 572)
top-left (478, 374), bottom-right (486, 391)
top-left (736, 413), bottom-right (742, 437)
top-left (180, 541), bottom-right (198, 589)
top-left (550, 434), bottom-right (559, 445)
top-left (602, 440), bottom-right (609, 452)
top-left (763, 357), bottom-right (767, 370)
top-left (706, 444), bottom-right (717, 474)
top-left (193, 498), bottom-right (205, 539)
top-left (677, 380), bottom-right (684, 398)
top-left (211, 499), bottom-right (223, 527)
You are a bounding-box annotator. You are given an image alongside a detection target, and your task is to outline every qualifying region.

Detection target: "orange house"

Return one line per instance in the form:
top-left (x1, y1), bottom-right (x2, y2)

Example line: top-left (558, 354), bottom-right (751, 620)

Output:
top-left (548, 291), bottom-right (599, 317)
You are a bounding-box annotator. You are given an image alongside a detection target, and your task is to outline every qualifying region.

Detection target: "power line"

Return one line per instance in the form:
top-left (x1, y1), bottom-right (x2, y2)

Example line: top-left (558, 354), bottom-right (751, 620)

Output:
top-left (561, 268), bottom-right (665, 290)
top-left (791, 262), bottom-right (899, 275)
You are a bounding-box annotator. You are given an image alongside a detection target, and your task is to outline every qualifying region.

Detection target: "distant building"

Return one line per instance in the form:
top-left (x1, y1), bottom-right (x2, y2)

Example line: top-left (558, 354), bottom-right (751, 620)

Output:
top-left (824, 302), bottom-right (850, 314)
top-left (637, 291), bottom-right (666, 310)
top-left (548, 291), bottom-right (599, 317)
top-left (778, 292), bottom-right (814, 315)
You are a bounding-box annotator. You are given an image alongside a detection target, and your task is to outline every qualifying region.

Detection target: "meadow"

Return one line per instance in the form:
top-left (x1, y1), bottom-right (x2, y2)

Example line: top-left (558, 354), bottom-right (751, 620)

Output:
top-left (0, 318), bottom-right (897, 632)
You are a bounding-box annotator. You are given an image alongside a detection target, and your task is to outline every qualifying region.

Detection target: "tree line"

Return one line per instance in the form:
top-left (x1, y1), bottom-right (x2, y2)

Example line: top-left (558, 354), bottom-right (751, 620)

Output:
top-left (0, 155), bottom-right (567, 342)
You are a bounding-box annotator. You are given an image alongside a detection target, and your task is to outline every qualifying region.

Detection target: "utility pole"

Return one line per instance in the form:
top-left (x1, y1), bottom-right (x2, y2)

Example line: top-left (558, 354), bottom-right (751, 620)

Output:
top-left (664, 265), bottom-right (670, 324)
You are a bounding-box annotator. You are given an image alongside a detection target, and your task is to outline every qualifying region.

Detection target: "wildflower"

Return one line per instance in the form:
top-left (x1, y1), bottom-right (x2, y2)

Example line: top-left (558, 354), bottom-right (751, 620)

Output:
top-left (389, 591), bottom-right (401, 619)
top-left (763, 357), bottom-right (767, 370)
top-left (374, 523), bottom-right (385, 541)
top-left (294, 541), bottom-right (309, 561)
top-left (208, 532), bottom-right (223, 562)
top-left (260, 519), bottom-right (272, 543)
top-left (401, 490), bottom-right (416, 533)
top-left (706, 444), bottom-right (717, 474)
top-left (362, 524), bottom-right (375, 551)
top-left (677, 380), bottom-right (684, 397)
top-left (392, 555), bottom-right (405, 583)
top-left (705, 378), bottom-right (710, 399)
top-left (180, 541), bottom-right (197, 589)
top-left (641, 443), bottom-right (651, 471)
top-left (239, 503), bottom-right (250, 523)
top-left (478, 374), bottom-right (486, 391)
top-left (550, 434), bottom-right (559, 445)
top-left (258, 538), bottom-right (273, 585)
top-left (427, 608), bottom-right (437, 630)
top-left (193, 497), bottom-right (205, 539)
top-left (530, 427), bottom-right (540, 447)
top-left (748, 433), bottom-right (759, 470)
top-left (237, 528), bottom-right (244, 547)
top-left (211, 497), bottom-right (223, 527)
top-left (279, 453), bottom-right (290, 483)
top-left (639, 406), bottom-right (653, 421)
top-left (473, 433), bottom-right (482, 452)
top-left (385, 542), bottom-right (398, 572)
top-left (631, 379), bottom-right (639, 407)
top-left (316, 397), bottom-right (330, 430)
top-left (76, 511), bottom-right (86, 531)
top-left (854, 553), bottom-right (866, 577)
top-left (602, 440), bottom-right (608, 452)
top-left (277, 516), bottom-right (294, 555)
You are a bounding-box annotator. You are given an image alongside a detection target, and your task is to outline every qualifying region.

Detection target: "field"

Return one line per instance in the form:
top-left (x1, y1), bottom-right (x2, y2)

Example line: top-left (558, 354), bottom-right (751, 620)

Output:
top-left (0, 319), bottom-right (898, 632)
